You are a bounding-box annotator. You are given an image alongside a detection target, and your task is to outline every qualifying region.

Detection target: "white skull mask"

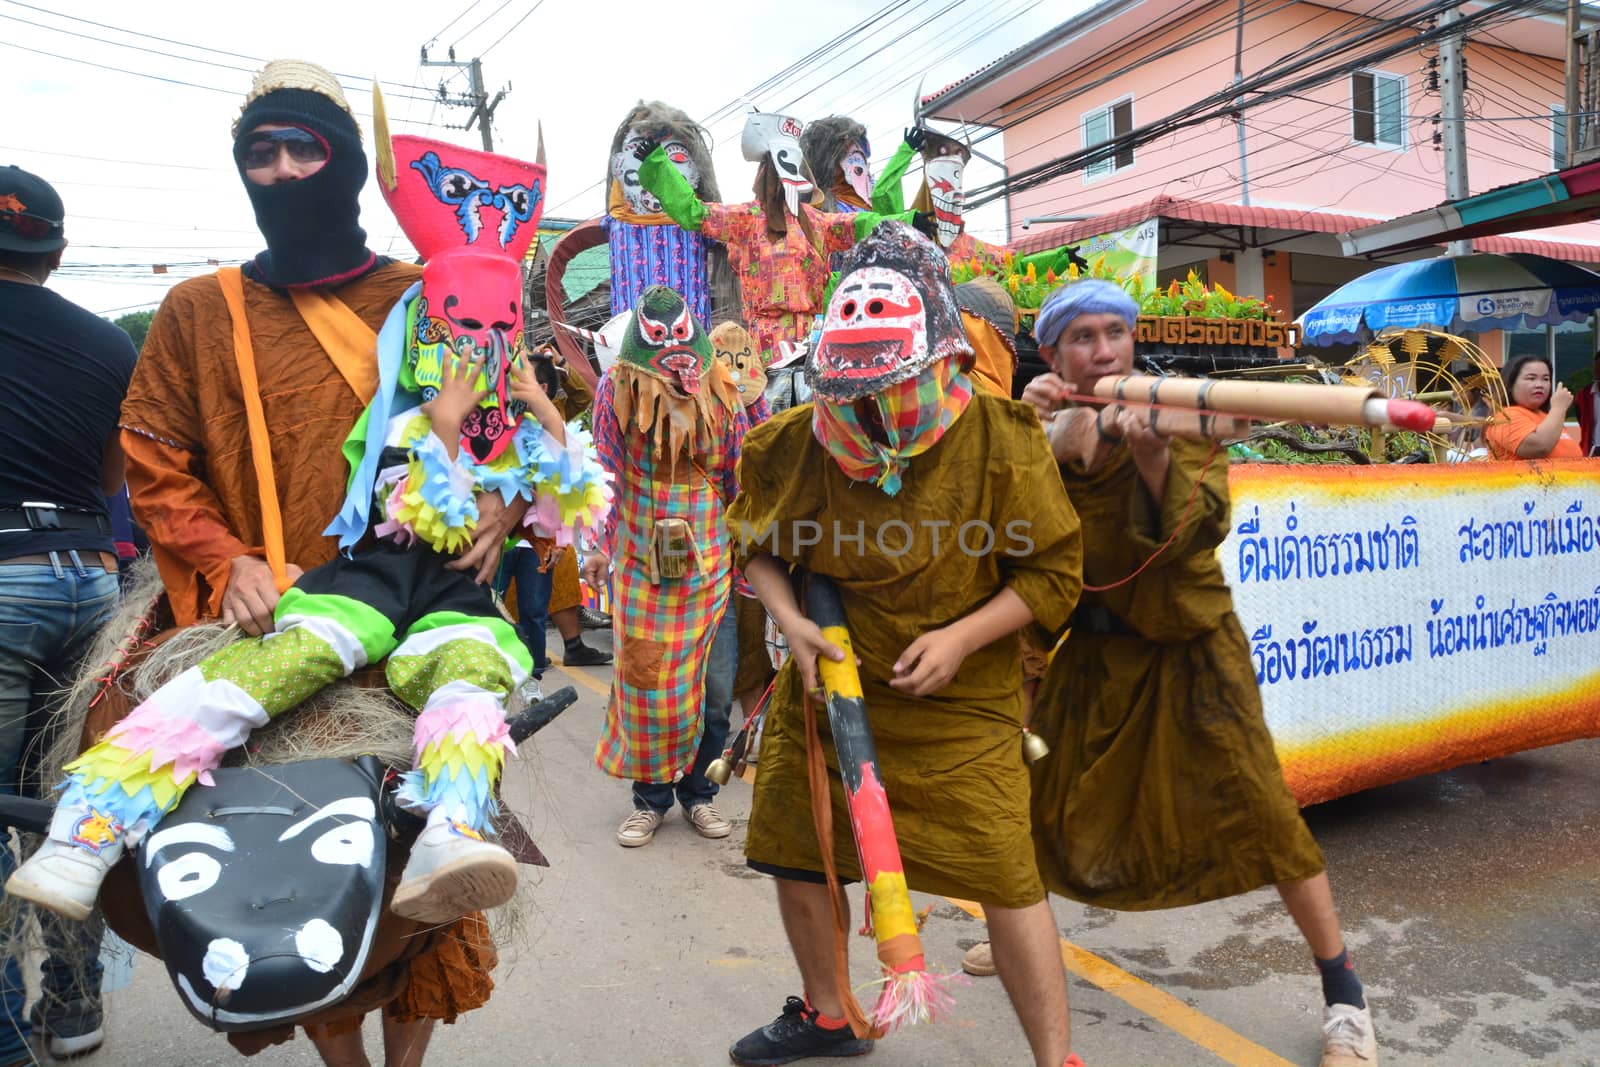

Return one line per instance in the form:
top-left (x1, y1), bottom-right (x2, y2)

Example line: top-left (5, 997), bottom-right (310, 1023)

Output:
top-left (924, 155), bottom-right (966, 248)
top-left (743, 113), bottom-right (811, 216)
top-left (813, 264), bottom-right (930, 396)
top-left (613, 135), bottom-right (702, 214)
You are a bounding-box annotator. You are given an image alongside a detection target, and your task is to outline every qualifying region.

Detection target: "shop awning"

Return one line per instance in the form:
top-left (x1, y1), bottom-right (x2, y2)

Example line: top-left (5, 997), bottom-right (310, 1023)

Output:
top-left (1340, 161), bottom-right (1600, 256)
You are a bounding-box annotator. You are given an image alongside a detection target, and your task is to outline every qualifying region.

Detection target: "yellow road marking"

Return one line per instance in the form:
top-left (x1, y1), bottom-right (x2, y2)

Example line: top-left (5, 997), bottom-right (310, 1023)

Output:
top-left (548, 660), bottom-right (611, 699)
top-left (943, 898), bottom-right (1294, 1067)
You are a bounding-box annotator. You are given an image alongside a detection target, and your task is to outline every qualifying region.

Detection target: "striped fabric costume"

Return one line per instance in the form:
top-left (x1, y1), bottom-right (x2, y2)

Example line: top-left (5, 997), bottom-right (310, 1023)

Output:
top-left (592, 287), bottom-right (748, 783)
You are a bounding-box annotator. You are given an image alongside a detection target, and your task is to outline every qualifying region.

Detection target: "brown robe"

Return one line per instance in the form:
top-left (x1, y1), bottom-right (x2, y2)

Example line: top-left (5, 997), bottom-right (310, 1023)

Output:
top-left (730, 395), bottom-right (1082, 907)
top-left (1029, 438), bottom-right (1326, 910)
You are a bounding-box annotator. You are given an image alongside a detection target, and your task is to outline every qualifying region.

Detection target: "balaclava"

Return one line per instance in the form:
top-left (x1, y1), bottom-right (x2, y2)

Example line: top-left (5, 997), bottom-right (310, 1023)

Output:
top-left (233, 60), bottom-right (375, 288)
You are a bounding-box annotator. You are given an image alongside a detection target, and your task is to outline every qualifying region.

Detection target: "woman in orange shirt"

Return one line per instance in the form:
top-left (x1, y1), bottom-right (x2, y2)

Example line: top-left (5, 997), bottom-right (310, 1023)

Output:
top-left (1485, 354), bottom-right (1582, 460)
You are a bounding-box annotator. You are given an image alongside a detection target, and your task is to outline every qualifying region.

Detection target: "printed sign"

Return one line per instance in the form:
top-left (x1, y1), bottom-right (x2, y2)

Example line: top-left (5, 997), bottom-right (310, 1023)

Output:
top-left (1070, 217), bottom-right (1158, 289)
top-left (1223, 459), bottom-right (1600, 805)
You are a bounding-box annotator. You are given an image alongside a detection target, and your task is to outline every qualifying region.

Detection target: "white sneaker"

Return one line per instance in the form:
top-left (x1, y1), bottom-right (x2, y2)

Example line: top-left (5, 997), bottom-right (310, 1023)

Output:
top-left (6, 804), bottom-right (126, 923)
top-left (390, 819), bottom-right (518, 925)
top-left (615, 808), bottom-right (664, 848)
top-left (1320, 1003), bottom-right (1378, 1067)
top-left (684, 803), bottom-right (731, 839)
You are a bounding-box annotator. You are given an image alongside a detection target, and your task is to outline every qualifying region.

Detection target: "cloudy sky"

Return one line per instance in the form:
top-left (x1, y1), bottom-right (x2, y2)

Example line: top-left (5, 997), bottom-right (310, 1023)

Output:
top-left (2, 0), bottom-right (1077, 320)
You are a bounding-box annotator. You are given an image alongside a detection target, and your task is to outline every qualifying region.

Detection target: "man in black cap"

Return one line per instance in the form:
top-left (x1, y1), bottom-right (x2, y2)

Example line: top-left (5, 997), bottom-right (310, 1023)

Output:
top-left (0, 162), bottom-right (135, 1064)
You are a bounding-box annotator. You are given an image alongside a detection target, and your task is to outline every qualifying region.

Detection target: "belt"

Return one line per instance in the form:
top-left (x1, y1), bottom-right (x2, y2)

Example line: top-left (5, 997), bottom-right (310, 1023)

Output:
top-left (0, 504), bottom-right (111, 535)
top-left (0, 550), bottom-right (119, 573)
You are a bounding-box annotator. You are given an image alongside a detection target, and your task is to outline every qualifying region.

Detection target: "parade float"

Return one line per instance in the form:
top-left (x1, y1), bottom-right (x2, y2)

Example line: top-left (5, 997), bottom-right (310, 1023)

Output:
top-left (988, 252), bottom-right (1600, 807)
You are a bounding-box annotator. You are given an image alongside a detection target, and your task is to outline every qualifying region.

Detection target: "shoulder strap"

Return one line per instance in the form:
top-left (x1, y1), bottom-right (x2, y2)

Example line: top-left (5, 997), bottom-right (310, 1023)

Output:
top-left (215, 267), bottom-right (292, 593)
top-left (287, 287), bottom-right (380, 403)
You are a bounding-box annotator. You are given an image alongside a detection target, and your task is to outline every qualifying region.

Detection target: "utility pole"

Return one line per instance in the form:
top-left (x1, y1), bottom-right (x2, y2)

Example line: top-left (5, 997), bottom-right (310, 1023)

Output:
top-left (1438, 7), bottom-right (1471, 255)
top-left (420, 46), bottom-right (509, 152)
top-left (1563, 0), bottom-right (1580, 168)
top-left (1233, 0), bottom-right (1251, 206)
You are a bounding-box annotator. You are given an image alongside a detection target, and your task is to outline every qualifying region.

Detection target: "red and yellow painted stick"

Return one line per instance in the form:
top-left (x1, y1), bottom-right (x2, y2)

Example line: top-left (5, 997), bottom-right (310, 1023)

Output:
top-left (803, 574), bottom-right (956, 1031)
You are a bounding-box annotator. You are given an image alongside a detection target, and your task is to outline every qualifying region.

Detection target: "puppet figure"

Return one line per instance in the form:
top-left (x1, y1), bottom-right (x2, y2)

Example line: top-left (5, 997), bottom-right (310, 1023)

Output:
top-left (8, 101), bottom-right (611, 934)
top-left (637, 112), bottom-right (899, 369)
top-left (873, 126), bottom-right (1008, 279)
top-left (801, 115), bottom-right (874, 213)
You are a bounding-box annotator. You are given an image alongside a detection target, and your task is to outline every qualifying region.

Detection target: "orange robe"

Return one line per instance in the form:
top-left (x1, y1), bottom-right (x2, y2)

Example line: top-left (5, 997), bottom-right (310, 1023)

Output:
top-left (120, 263), bottom-right (418, 625)
top-left (1483, 404), bottom-right (1583, 461)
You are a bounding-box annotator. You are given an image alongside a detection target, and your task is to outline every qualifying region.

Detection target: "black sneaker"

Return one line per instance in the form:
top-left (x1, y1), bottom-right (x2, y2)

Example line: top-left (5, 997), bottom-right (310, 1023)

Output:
top-left (561, 638), bottom-right (612, 666)
top-left (729, 997), bottom-right (873, 1066)
top-left (578, 606), bottom-right (612, 630)
top-left (30, 996), bottom-right (105, 1059)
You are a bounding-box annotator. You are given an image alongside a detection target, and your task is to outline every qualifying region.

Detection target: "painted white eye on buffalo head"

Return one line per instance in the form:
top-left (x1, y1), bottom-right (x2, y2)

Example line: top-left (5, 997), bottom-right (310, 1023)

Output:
top-left (310, 820), bottom-right (374, 867)
top-left (158, 852), bottom-right (222, 902)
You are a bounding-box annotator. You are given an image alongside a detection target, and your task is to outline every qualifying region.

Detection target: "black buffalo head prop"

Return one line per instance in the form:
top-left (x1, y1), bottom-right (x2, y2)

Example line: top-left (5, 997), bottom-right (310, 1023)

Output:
top-left (136, 757), bottom-right (387, 1032)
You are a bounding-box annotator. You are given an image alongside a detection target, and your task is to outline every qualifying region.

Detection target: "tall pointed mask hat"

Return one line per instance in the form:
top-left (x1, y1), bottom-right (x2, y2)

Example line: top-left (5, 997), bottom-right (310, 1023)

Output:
top-left (374, 87), bottom-right (547, 463)
top-left (742, 112), bottom-right (811, 216)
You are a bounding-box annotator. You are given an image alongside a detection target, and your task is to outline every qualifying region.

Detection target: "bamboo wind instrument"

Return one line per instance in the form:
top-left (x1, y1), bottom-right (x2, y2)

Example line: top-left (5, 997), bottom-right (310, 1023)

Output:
top-left (1090, 375), bottom-right (1448, 438)
top-left (803, 574), bottom-right (954, 1032)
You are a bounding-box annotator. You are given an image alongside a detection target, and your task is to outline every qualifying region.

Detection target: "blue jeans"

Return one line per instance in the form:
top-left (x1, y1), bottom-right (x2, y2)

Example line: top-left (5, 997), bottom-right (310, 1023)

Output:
top-left (496, 547), bottom-right (553, 674)
top-left (0, 561), bottom-right (118, 1057)
top-left (633, 604), bottom-right (737, 814)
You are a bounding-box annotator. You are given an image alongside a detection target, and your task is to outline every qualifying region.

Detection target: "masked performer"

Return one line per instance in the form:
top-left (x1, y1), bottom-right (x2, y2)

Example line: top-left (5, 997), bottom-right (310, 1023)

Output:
top-left (586, 288), bottom-right (748, 847)
top-left (637, 112), bottom-right (903, 369)
top-left (873, 126), bottom-right (1007, 279)
top-left (1020, 280), bottom-right (1378, 1067)
top-left (8, 108), bottom-right (611, 937)
top-left (546, 102), bottom-right (739, 384)
top-left (801, 115), bottom-right (875, 213)
top-left (724, 223), bottom-right (1085, 1067)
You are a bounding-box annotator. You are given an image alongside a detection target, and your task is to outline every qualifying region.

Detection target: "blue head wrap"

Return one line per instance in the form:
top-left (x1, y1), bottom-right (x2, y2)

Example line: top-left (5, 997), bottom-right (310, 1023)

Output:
top-left (1034, 279), bottom-right (1139, 348)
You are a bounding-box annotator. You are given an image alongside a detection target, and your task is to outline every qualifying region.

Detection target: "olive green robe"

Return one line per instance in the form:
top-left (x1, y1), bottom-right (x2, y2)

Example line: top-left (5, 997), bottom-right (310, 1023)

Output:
top-left (1030, 439), bottom-right (1325, 910)
top-left (730, 395), bottom-right (1082, 907)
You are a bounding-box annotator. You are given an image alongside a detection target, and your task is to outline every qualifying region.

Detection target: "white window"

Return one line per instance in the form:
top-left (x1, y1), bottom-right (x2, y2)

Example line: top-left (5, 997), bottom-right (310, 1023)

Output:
top-left (1351, 70), bottom-right (1406, 148)
top-left (1553, 104), bottom-right (1568, 168)
top-left (1083, 97), bottom-right (1134, 180)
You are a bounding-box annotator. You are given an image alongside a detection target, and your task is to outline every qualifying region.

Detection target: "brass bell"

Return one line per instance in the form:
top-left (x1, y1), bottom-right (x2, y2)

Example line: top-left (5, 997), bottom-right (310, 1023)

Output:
top-left (704, 756), bottom-right (734, 786)
top-left (1021, 729), bottom-right (1050, 764)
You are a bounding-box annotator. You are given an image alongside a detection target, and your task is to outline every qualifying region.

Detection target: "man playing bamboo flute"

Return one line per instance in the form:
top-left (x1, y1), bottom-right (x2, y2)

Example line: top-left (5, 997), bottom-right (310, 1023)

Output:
top-left (1021, 279), bottom-right (1378, 1067)
top-left (725, 224), bottom-right (1086, 1067)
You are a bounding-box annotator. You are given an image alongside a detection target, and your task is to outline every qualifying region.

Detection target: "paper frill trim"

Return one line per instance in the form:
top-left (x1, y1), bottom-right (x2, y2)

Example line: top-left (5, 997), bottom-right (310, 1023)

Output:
top-left (611, 361), bottom-right (741, 462)
top-left (389, 435), bottom-right (480, 554)
top-left (62, 701), bottom-right (230, 826)
top-left (396, 699), bottom-right (515, 831)
top-left (515, 420), bottom-right (614, 546)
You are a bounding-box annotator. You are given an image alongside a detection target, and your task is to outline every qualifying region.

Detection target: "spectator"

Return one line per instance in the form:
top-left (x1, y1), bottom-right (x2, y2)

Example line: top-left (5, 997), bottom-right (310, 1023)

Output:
top-left (0, 164), bottom-right (134, 1064)
top-left (1484, 354), bottom-right (1581, 460)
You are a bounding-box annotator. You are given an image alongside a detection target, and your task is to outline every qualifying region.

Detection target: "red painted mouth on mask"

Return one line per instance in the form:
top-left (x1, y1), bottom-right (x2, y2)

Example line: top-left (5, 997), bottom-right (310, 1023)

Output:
top-left (818, 327), bottom-right (916, 380)
top-left (933, 206), bottom-right (963, 224)
top-left (651, 345), bottom-right (703, 394)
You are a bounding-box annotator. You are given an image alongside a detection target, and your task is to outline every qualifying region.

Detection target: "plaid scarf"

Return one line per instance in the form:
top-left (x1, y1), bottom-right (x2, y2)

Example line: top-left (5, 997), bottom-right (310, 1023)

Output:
top-left (811, 355), bottom-right (973, 495)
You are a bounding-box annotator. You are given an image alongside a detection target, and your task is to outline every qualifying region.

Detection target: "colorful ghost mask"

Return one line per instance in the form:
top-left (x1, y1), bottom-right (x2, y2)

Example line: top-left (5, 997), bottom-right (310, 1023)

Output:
top-left (608, 286), bottom-right (740, 461)
top-left (809, 224), bottom-right (975, 494)
top-left (616, 286), bottom-right (714, 397)
top-left (711, 322), bottom-right (767, 406)
top-left (612, 133), bottom-right (702, 215)
top-left (375, 102), bottom-right (546, 463)
top-left (742, 112), bottom-right (811, 216)
top-left (810, 223), bottom-right (970, 401)
top-left (920, 131), bottom-right (970, 249)
top-left (801, 116), bottom-right (873, 212)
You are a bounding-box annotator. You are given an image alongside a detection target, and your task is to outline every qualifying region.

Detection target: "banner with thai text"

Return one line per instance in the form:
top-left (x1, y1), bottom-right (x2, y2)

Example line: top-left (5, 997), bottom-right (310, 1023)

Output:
top-left (1223, 459), bottom-right (1600, 806)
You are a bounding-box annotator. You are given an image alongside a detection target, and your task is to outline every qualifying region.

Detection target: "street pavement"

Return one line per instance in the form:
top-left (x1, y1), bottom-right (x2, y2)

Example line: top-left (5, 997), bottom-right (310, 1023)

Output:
top-left (51, 629), bottom-right (1600, 1066)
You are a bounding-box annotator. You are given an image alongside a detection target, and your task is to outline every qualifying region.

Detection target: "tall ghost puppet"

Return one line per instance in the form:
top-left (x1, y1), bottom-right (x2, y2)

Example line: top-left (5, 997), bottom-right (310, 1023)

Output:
top-left (801, 116), bottom-right (875, 213)
top-left (637, 112), bottom-right (908, 369)
top-left (873, 126), bottom-right (1008, 279)
top-left (545, 102), bottom-right (738, 383)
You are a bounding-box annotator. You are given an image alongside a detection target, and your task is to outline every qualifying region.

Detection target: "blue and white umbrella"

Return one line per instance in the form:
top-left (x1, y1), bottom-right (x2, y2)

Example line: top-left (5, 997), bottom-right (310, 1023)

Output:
top-left (1298, 252), bottom-right (1600, 346)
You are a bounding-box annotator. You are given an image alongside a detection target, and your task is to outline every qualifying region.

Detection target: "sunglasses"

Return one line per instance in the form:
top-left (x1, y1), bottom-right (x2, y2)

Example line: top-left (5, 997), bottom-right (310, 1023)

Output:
top-left (0, 211), bottom-right (64, 241)
top-left (236, 127), bottom-right (329, 171)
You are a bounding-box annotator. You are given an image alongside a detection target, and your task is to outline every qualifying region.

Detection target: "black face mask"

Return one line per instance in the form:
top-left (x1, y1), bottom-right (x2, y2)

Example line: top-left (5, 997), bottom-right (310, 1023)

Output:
top-left (235, 89), bottom-right (376, 288)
